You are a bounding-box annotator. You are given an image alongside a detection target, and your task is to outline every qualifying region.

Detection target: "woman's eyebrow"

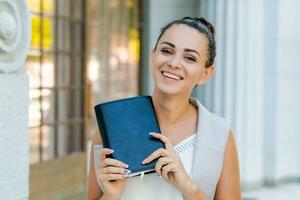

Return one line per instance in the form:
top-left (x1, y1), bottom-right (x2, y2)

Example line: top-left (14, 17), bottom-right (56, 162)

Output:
top-left (184, 48), bottom-right (200, 56)
top-left (159, 41), bottom-right (175, 48)
top-left (159, 41), bottom-right (200, 56)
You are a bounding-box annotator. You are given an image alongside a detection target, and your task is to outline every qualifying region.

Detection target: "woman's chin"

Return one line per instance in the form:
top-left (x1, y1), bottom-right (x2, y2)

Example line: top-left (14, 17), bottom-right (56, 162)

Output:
top-left (154, 84), bottom-right (183, 96)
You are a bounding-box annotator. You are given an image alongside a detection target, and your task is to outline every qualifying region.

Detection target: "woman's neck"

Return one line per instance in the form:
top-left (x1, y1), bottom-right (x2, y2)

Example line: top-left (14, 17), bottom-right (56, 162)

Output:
top-left (152, 90), bottom-right (192, 124)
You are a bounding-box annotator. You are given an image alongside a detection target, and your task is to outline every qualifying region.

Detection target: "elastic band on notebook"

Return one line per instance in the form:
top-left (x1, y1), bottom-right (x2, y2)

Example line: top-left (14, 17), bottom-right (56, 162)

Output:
top-left (140, 172), bottom-right (145, 181)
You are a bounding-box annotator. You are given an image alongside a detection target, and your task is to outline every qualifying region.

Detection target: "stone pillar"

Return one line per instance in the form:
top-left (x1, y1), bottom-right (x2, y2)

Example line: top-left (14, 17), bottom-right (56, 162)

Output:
top-left (0, 0), bottom-right (31, 199)
top-left (197, 0), bottom-right (266, 189)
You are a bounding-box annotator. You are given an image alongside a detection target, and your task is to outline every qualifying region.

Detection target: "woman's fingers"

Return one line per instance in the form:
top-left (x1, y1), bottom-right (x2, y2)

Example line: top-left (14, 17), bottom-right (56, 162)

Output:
top-left (96, 164), bottom-right (130, 182)
top-left (98, 148), bottom-right (129, 168)
top-left (142, 132), bottom-right (175, 164)
top-left (98, 166), bottom-right (131, 175)
top-left (142, 148), bottom-right (170, 164)
top-left (155, 157), bottom-right (172, 175)
top-left (98, 148), bottom-right (114, 160)
top-left (149, 132), bottom-right (173, 150)
top-left (161, 163), bottom-right (176, 179)
top-left (100, 173), bottom-right (129, 181)
top-left (100, 158), bottom-right (129, 169)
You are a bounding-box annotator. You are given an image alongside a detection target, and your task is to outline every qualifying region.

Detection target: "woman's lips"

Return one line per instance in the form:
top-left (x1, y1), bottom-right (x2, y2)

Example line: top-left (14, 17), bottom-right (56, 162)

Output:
top-left (161, 71), bottom-right (183, 81)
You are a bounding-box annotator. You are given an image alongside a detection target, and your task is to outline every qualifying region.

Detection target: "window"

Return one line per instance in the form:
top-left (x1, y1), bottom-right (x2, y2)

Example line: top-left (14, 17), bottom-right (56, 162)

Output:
top-left (27, 0), bottom-right (86, 163)
top-left (86, 0), bottom-right (142, 139)
top-left (27, 0), bottom-right (142, 163)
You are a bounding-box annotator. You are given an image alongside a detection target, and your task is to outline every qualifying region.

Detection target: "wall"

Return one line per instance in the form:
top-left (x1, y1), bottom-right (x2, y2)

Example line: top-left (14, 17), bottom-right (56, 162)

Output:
top-left (0, 0), bottom-right (31, 199)
top-left (197, 0), bottom-right (300, 188)
top-left (276, 0), bottom-right (300, 181)
top-left (0, 75), bottom-right (29, 199)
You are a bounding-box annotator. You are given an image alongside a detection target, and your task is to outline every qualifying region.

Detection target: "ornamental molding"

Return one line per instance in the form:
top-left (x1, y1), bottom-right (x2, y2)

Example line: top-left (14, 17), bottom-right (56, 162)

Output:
top-left (0, 0), bottom-right (31, 73)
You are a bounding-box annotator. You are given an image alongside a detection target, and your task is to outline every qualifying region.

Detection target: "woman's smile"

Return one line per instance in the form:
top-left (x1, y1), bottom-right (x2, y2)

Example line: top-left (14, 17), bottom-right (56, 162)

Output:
top-left (150, 24), bottom-right (210, 95)
top-left (161, 70), bottom-right (184, 82)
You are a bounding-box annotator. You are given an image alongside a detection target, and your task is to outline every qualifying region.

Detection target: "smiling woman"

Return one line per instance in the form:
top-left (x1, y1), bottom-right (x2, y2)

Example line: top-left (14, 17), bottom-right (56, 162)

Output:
top-left (150, 23), bottom-right (214, 96)
top-left (87, 17), bottom-right (241, 200)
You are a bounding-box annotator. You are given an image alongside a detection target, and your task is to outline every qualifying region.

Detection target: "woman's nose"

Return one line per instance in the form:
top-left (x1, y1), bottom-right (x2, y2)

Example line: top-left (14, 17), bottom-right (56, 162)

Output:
top-left (167, 55), bottom-right (181, 69)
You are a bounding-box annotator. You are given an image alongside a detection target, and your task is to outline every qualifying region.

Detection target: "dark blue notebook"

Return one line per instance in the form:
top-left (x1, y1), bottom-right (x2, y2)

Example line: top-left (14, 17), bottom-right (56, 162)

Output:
top-left (94, 96), bottom-right (164, 177)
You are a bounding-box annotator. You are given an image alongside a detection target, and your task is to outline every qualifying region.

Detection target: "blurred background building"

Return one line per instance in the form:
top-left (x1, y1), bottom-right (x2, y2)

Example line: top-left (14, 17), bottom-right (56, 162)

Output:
top-left (19, 0), bottom-right (300, 199)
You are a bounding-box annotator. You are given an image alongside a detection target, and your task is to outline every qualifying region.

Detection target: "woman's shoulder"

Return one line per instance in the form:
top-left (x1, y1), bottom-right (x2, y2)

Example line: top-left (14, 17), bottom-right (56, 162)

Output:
top-left (92, 131), bottom-right (102, 145)
top-left (191, 97), bottom-right (231, 149)
top-left (190, 97), bottom-right (231, 127)
top-left (210, 112), bottom-right (231, 128)
top-left (207, 112), bottom-right (232, 151)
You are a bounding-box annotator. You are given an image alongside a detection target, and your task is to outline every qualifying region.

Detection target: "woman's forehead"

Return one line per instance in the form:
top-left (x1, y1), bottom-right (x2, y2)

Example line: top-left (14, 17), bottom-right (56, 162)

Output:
top-left (158, 24), bottom-right (208, 52)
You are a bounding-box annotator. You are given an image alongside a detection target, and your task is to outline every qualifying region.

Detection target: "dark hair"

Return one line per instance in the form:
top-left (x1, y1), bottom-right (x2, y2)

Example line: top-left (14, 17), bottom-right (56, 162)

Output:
top-left (154, 17), bottom-right (216, 68)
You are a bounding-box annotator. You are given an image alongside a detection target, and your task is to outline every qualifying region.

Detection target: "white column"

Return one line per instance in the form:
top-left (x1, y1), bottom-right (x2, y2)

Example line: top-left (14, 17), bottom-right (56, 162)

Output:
top-left (199, 0), bottom-right (300, 189)
top-left (262, 0), bottom-right (278, 186)
top-left (240, 0), bottom-right (265, 188)
top-left (276, 0), bottom-right (300, 181)
top-left (0, 0), bottom-right (31, 199)
top-left (197, 0), bottom-right (266, 189)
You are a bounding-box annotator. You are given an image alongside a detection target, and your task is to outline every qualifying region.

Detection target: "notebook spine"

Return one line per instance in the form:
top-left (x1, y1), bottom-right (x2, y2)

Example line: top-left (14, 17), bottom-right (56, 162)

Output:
top-left (94, 105), bottom-right (110, 149)
top-left (150, 98), bottom-right (161, 133)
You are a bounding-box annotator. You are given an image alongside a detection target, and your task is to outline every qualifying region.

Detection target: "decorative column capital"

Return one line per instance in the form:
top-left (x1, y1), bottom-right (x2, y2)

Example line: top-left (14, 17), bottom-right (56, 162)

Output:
top-left (0, 0), bottom-right (31, 73)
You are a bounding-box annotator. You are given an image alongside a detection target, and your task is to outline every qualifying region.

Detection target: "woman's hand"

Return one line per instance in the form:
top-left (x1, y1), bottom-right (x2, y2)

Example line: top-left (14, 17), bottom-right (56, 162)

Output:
top-left (142, 133), bottom-right (195, 194)
top-left (96, 148), bottom-right (130, 200)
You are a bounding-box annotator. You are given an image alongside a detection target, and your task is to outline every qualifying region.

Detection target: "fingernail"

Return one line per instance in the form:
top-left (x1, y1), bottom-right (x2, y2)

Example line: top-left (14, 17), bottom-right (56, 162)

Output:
top-left (122, 163), bottom-right (129, 168)
top-left (109, 149), bottom-right (114, 153)
top-left (124, 169), bottom-right (131, 174)
top-left (123, 174), bottom-right (129, 178)
top-left (149, 132), bottom-right (155, 135)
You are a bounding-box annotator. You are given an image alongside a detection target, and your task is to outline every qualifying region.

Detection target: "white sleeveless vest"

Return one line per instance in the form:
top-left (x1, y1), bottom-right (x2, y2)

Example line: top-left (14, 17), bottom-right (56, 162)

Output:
top-left (94, 98), bottom-right (230, 200)
top-left (190, 98), bottom-right (231, 199)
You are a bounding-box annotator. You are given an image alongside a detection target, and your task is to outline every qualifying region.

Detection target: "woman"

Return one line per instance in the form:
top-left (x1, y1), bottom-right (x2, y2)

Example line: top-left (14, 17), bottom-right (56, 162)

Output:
top-left (87, 17), bottom-right (241, 200)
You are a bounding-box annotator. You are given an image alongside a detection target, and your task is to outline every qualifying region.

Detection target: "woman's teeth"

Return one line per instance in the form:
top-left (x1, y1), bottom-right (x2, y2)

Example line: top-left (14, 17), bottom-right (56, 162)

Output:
top-left (162, 71), bottom-right (182, 80)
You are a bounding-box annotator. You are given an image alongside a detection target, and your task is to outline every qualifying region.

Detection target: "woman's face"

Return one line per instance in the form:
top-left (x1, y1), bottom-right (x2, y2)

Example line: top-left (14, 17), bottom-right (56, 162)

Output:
top-left (151, 24), bottom-right (214, 96)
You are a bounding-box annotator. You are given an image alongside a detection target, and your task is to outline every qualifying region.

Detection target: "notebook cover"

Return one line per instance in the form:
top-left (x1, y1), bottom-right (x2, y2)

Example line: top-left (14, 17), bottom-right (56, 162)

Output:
top-left (94, 96), bottom-right (164, 176)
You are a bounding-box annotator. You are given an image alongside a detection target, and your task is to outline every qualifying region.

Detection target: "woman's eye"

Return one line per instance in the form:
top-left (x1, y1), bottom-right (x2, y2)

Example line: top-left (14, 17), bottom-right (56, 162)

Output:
top-left (185, 56), bottom-right (196, 62)
top-left (161, 49), bottom-right (173, 55)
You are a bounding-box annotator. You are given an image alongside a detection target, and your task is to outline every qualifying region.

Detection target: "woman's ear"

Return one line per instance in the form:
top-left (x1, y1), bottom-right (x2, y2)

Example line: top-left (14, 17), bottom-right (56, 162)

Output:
top-left (150, 49), bottom-right (155, 65)
top-left (197, 65), bottom-right (215, 86)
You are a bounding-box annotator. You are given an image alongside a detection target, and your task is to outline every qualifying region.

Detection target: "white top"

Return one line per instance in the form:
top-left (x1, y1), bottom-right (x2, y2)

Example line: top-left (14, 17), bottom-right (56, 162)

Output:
top-left (188, 98), bottom-right (230, 200)
top-left (93, 134), bottom-right (196, 200)
top-left (94, 98), bottom-right (231, 200)
top-left (121, 134), bottom-right (196, 200)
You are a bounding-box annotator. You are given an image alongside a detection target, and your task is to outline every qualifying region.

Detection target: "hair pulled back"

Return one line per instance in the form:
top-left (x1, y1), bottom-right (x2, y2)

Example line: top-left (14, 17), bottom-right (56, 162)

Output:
top-left (154, 17), bottom-right (216, 68)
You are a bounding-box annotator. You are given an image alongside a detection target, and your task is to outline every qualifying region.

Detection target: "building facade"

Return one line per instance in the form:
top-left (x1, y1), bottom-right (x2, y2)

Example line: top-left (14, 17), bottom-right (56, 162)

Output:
top-left (1, 0), bottom-right (299, 199)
